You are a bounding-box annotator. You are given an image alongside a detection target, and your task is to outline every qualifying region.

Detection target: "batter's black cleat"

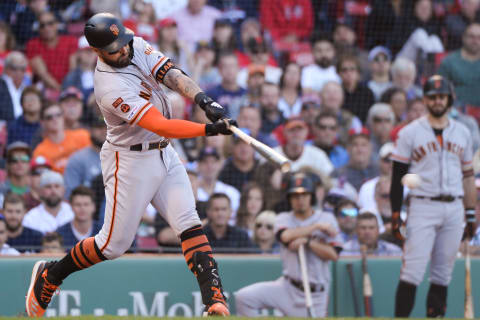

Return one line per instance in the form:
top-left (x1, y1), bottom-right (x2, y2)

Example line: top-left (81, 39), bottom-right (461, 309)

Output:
top-left (191, 251), bottom-right (230, 316)
top-left (25, 260), bottom-right (62, 317)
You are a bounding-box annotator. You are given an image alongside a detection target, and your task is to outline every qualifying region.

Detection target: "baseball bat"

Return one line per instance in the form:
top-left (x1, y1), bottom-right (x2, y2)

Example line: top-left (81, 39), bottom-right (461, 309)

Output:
top-left (360, 245), bottom-right (374, 317)
top-left (226, 123), bottom-right (291, 173)
top-left (298, 243), bottom-right (316, 318)
top-left (346, 263), bottom-right (361, 317)
top-left (465, 241), bottom-right (474, 319)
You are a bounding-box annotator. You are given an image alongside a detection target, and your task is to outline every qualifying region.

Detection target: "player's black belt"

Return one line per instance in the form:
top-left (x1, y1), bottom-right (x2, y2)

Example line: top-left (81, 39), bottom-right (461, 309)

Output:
top-left (129, 140), bottom-right (170, 151)
top-left (412, 195), bottom-right (462, 202)
top-left (285, 276), bottom-right (324, 292)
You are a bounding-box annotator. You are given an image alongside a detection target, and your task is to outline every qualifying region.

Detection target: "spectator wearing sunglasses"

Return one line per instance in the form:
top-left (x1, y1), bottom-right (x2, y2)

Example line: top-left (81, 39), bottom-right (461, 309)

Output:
top-left (0, 141), bottom-right (32, 199)
top-left (25, 11), bottom-right (78, 95)
top-left (312, 112), bottom-right (349, 169)
top-left (334, 198), bottom-right (360, 242)
top-left (0, 51), bottom-right (30, 122)
top-left (367, 46), bottom-right (393, 101)
top-left (366, 103), bottom-right (396, 163)
top-left (340, 212), bottom-right (402, 256)
top-left (252, 210), bottom-right (279, 254)
top-left (32, 103), bottom-right (91, 174)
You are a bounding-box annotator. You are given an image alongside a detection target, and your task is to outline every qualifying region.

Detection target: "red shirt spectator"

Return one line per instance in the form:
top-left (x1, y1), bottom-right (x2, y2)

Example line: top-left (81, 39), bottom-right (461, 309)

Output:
top-left (25, 35), bottom-right (77, 85)
top-left (25, 12), bottom-right (77, 90)
top-left (260, 0), bottom-right (314, 44)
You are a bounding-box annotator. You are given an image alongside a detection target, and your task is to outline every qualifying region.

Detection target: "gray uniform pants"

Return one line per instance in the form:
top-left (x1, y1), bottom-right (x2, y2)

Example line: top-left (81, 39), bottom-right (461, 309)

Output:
top-left (400, 197), bottom-right (464, 286)
top-left (234, 277), bottom-right (328, 317)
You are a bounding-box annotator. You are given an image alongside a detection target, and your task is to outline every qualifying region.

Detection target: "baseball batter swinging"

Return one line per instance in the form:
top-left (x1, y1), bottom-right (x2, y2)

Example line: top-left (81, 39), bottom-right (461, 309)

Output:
top-left (390, 75), bottom-right (477, 318)
top-left (235, 173), bottom-right (343, 317)
top-left (26, 13), bottom-right (236, 317)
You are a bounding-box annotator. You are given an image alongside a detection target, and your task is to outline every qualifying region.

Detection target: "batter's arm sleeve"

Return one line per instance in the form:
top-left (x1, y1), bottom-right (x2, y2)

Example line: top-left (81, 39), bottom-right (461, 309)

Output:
top-left (137, 107), bottom-right (206, 138)
top-left (390, 160), bottom-right (409, 213)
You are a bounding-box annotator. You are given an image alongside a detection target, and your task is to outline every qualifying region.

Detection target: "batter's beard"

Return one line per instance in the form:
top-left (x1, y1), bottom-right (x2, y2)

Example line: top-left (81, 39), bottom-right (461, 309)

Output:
top-left (427, 104), bottom-right (450, 118)
top-left (104, 55), bottom-right (132, 68)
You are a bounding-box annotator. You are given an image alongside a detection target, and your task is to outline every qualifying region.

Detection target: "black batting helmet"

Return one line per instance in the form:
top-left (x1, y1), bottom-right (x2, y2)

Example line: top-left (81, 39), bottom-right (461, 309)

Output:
top-left (286, 172), bottom-right (317, 206)
top-left (423, 75), bottom-right (454, 106)
top-left (84, 13), bottom-right (134, 52)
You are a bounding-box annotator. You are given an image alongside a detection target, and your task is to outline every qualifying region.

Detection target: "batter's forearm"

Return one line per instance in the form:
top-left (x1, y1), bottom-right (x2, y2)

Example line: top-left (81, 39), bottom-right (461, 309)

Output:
top-left (163, 69), bottom-right (202, 101)
top-left (463, 176), bottom-right (476, 209)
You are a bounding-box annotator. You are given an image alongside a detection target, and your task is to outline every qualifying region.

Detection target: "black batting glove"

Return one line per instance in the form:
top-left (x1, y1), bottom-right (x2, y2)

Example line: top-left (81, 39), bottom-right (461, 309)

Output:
top-left (205, 119), bottom-right (237, 136)
top-left (463, 209), bottom-right (476, 241)
top-left (195, 92), bottom-right (226, 123)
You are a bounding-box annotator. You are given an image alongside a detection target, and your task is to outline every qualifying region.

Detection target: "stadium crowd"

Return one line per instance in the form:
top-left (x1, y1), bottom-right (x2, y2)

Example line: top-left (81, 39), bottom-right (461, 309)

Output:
top-left (0, 0), bottom-right (480, 256)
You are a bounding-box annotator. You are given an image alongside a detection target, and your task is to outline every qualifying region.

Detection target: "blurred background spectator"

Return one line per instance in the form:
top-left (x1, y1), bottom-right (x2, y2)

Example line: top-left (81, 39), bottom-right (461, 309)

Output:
top-left (0, 215), bottom-right (20, 255)
top-left (39, 231), bottom-right (64, 254)
top-left (341, 211), bottom-right (402, 256)
top-left (22, 170), bottom-right (73, 234)
top-left (3, 192), bottom-right (42, 252)
top-left (204, 192), bottom-right (255, 252)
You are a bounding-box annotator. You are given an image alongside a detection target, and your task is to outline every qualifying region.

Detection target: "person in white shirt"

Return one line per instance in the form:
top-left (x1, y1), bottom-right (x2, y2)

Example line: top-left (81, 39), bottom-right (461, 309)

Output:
top-left (196, 147), bottom-right (240, 220)
top-left (23, 170), bottom-right (74, 234)
top-left (301, 34), bottom-right (341, 94)
top-left (272, 117), bottom-right (334, 177)
top-left (2, 51), bottom-right (30, 119)
top-left (0, 217), bottom-right (20, 255)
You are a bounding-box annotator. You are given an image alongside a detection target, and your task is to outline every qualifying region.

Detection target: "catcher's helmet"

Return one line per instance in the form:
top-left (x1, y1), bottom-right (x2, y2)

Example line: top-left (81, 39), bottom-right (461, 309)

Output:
top-left (423, 74), bottom-right (454, 106)
top-left (84, 13), bottom-right (134, 52)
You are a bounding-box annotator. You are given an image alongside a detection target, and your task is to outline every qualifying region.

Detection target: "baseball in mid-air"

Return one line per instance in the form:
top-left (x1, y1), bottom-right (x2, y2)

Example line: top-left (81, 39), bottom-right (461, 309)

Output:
top-left (402, 173), bottom-right (421, 189)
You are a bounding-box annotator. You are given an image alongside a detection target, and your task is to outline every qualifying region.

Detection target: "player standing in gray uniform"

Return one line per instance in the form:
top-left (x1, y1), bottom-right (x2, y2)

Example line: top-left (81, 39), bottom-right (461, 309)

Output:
top-left (26, 13), bottom-right (235, 317)
top-left (390, 75), bottom-right (477, 318)
top-left (235, 172), bottom-right (343, 317)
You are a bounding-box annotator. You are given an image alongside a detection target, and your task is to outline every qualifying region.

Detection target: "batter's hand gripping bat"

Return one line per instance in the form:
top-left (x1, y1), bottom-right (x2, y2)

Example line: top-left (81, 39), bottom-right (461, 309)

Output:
top-left (225, 122), bottom-right (291, 173)
top-left (298, 243), bottom-right (316, 318)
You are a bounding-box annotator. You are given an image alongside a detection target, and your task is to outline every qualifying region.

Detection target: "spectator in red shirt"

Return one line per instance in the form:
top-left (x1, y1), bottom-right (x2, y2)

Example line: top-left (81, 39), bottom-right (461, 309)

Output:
top-left (260, 0), bottom-right (314, 45)
top-left (25, 11), bottom-right (78, 94)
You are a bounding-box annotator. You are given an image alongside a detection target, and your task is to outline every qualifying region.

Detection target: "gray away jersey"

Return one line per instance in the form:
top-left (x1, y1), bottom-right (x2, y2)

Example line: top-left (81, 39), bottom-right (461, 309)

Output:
top-left (94, 36), bottom-right (172, 146)
top-left (392, 116), bottom-right (473, 197)
top-left (274, 210), bottom-right (343, 286)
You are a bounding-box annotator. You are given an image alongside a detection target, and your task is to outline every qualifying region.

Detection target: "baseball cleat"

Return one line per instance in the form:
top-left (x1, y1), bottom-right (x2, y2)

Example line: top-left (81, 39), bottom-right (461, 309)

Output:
top-left (25, 260), bottom-right (61, 317)
top-left (203, 302), bottom-right (230, 316)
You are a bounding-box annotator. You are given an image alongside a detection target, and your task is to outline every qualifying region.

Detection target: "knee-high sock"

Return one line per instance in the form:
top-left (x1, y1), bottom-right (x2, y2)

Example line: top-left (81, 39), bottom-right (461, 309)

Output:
top-left (426, 283), bottom-right (447, 318)
top-left (395, 280), bottom-right (417, 317)
top-left (180, 225), bottom-right (213, 272)
top-left (48, 237), bottom-right (107, 282)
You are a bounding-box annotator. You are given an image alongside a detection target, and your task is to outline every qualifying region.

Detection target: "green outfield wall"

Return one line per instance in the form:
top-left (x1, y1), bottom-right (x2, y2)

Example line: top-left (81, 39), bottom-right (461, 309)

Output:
top-left (1, 255), bottom-right (479, 317)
